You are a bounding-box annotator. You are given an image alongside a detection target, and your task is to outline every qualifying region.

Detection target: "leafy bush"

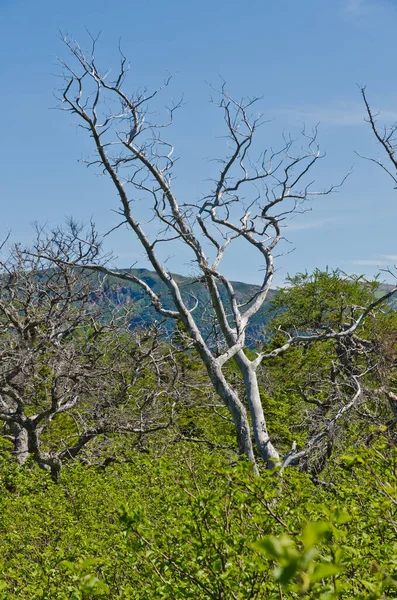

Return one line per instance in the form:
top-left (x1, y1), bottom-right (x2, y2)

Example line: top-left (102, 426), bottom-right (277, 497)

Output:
top-left (1, 435), bottom-right (397, 598)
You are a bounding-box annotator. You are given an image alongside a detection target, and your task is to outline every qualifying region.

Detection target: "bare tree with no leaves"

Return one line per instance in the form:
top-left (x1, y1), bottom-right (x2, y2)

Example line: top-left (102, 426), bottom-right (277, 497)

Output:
top-left (55, 36), bottom-right (397, 473)
top-left (0, 225), bottom-right (178, 481)
top-left (361, 87), bottom-right (397, 189)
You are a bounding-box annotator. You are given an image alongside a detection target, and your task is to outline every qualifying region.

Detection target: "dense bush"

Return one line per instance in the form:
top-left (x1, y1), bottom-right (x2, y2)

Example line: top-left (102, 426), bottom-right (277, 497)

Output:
top-left (0, 434), bottom-right (397, 598)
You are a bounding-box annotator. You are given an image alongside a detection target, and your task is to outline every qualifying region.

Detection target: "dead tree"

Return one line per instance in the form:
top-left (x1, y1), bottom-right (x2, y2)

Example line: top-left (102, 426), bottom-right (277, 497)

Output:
top-left (0, 226), bottom-right (177, 481)
top-left (358, 87), bottom-right (397, 418)
top-left (361, 87), bottom-right (397, 189)
top-left (56, 36), bottom-right (397, 472)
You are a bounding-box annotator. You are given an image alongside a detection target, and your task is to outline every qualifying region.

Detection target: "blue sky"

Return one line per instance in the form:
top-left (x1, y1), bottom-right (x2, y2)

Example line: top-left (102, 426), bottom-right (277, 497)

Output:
top-left (1, 0), bottom-right (397, 286)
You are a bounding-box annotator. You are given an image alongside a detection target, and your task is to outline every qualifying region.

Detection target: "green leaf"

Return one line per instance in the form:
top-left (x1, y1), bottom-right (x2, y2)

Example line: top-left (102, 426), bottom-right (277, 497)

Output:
top-left (302, 521), bottom-right (331, 548)
top-left (251, 535), bottom-right (294, 559)
top-left (312, 562), bottom-right (342, 582)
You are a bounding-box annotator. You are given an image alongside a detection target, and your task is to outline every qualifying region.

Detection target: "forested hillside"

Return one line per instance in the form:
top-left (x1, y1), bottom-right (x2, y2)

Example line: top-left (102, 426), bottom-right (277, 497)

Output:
top-left (100, 268), bottom-right (277, 345)
top-left (101, 268), bottom-right (397, 338)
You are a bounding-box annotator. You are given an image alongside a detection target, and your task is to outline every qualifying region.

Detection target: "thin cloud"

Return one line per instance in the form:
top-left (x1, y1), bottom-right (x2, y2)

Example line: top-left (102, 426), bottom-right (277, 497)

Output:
top-left (381, 255), bottom-right (397, 262)
top-left (285, 217), bottom-right (341, 232)
top-left (343, 0), bottom-right (396, 16)
top-left (344, 0), bottom-right (365, 13)
top-left (350, 258), bottom-right (392, 267)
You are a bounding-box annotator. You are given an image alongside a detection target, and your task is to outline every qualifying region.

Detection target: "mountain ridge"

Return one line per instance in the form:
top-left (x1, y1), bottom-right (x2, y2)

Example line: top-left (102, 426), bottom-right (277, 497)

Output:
top-left (100, 268), bottom-right (396, 343)
top-left (101, 268), bottom-right (278, 344)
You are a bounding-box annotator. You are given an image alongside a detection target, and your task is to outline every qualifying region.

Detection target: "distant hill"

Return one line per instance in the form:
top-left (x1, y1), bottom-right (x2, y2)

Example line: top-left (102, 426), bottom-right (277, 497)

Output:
top-left (100, 269), bottom-right (278, 345)
top-left (376, 283), bottom-right (397, 308)
top-left (98, 270), bottom-right (397, 345)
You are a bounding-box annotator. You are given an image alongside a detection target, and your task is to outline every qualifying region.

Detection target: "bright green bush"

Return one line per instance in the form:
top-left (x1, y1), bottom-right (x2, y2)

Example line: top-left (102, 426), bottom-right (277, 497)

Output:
top-left (1, 435), bottom-right (397, 598)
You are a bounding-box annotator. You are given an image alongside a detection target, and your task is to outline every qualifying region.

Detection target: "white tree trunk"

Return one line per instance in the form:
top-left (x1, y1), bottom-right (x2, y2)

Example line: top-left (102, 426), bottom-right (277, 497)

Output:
top-left (10, 423), bottom-right (29, 465)
top-left (235, 352), bottom-right (280, 468)
top-left (207, 361), bottom-right (258, 471)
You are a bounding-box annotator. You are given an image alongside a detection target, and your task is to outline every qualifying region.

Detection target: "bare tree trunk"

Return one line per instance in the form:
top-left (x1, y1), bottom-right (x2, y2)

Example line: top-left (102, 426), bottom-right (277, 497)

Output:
top-left (198, 338), bottom-right (278, 471)
top-left (10, 422), bottom-right (29, 465)
top-left (206, 361), bottom-right (258, 471)
top-left (48, 460), bottom-right (62, 484)
top-left (235, 352), bottom-right (280, 468)
top-left (26, 425), bottom-right (63, 483)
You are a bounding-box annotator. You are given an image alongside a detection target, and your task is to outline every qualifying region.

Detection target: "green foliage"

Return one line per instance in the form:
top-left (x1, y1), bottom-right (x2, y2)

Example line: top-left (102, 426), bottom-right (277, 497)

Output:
top-left (258, 269), bottom-right (397, 466)
top-left (0, 436), bottom-right (397, 598)
top-left (1, 268), bottom-right (397, 597)
top-left (270, 268), bottom-right (379, 333)
top-left (253, 515), bottom-right (347, 598)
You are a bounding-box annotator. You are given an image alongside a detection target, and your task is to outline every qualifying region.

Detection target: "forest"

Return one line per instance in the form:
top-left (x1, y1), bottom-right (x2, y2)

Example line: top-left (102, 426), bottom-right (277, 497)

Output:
top-left (1, 34), bottom-right (397, 599)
